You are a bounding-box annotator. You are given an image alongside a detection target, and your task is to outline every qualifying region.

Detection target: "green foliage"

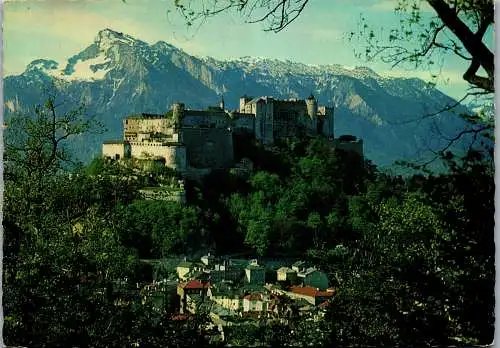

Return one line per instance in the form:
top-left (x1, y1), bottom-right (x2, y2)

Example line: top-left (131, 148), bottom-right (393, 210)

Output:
top-left (323, 149), bottom-right (494, 346)
top-left (4, 95), bottom-right (493, 346)
top-left (225, 137), bottom-right (374, 256)
top-left (116, 200), bottom-right (204, 258)
top-left (2, 97), bottom-right (210, 347)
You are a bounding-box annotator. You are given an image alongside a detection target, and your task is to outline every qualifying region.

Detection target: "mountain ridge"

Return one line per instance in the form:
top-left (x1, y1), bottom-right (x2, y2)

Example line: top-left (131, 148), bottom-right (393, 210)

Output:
top-left (4, 28), bottom-right (475, 168)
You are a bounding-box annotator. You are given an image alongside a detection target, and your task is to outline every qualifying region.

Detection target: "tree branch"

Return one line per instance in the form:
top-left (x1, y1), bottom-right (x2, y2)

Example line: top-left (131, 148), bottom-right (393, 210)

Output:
top-left (388, 91), bottom-right (487, 126)
top-left (463, 58), bottom-right (493, 92)
top-left (417, 124), bottom-right (492, 168)
top-left (426, 0), bottom-right (494, 88)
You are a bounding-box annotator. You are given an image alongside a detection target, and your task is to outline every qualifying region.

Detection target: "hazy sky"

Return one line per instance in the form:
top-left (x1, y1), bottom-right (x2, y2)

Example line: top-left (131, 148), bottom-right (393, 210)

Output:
top-left (3, 0), bottom-right (492, 99)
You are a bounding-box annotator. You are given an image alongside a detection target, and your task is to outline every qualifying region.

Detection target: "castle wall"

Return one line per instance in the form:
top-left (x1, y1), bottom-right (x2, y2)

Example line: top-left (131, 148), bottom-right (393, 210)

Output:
top-left (103, 142), bottom-right (126, 159)
top-left (139, 187), bottom-right (186, 204)
top-left (334, 139), bottom-right (363, 157)
top-left (231, 114), bottom-right (255, 133)
top-left (181, 127), bottom-right (234, 169)
top-left (318, 106), bottom-right (335, 138)
top-left (172, 146), bottom-right (187, 171)
top-left (240, 97), bottom-right (253, 112)
top-left (253, 99), bottom-right (275, 145)
top-left (328, 107), bottom-right (335, 138)
top-left (263, 99), bottom-right (274, 144)
top-left (124, 118), bottom-right (171, 136)
top-left (254, 101), bottom-right (264, 141)
top-left (129, 142), bottom-right (187, 170)
top-left (272, 101), bottom-right (309, 138)
top-left (306, 98), bottom-right (318, 134)
top-left (182, 110), bottom-right (229, 129)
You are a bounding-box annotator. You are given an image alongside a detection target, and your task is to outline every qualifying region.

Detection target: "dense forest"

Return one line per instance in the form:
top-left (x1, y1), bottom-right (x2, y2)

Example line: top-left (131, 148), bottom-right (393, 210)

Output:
top-left (3, 98), bottom-right (494, 347)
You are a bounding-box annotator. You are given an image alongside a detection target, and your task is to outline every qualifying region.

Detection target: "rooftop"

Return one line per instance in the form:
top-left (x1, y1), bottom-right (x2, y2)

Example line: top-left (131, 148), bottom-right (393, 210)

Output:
top-left (298, 267), bottom-right (318, 277)
top-left (180, 279), bottom-right (210, 290)
top-left (289, 286), bottom-right (335, 298)
top-left (292, 261), bottom-right (306, 268)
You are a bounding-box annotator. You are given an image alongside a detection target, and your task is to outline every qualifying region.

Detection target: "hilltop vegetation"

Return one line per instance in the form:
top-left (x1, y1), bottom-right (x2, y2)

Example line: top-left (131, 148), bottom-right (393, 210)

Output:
top-left (3, 98), bottom-right (494, 346)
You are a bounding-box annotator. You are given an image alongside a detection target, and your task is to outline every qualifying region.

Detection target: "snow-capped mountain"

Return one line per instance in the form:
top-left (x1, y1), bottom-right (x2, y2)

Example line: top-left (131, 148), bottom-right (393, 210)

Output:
top-left (4, 28), bottom-right (477, 167)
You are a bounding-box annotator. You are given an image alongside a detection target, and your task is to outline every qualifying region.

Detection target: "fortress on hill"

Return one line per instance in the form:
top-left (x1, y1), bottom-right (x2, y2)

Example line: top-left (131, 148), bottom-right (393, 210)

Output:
top-left (102, 94), bottom-right (363, 175)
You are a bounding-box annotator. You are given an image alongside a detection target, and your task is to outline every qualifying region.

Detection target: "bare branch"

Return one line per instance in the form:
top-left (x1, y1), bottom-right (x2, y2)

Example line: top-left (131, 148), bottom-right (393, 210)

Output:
top-left (387, 91), bottom-right (487, 126)
top-left (433, 41), bottom-right (472, 60)
top-left (416, 123), bottom-right (492, 168)
top-left (175, 0), bottom-right (309, 33)
top-left (247, 0), bottom-right (286, 25)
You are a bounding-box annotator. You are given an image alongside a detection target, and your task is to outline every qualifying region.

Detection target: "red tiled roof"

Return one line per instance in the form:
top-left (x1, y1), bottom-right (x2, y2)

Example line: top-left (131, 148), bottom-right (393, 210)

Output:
top-left (180, 279), bottom-right (210, 289)
top-left (289, 286), bottom-right (335, 298)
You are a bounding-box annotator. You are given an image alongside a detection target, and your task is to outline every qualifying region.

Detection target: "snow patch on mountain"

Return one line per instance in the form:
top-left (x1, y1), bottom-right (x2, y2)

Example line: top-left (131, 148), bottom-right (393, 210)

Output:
top-left (49, 55), bottom-right (111, 81)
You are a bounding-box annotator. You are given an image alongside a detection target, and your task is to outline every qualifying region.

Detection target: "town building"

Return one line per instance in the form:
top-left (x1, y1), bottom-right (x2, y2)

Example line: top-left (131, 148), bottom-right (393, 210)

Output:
top-left (297, 268), bottom-right (329, 291)
top-left (245, 259), bottom-right (266, 285)
top-left (242, 292), bottom-right (270, 312)
top-left (276, 267), bottom-right (297, 283)
top-left (284, 286), bottom-right (335, 306)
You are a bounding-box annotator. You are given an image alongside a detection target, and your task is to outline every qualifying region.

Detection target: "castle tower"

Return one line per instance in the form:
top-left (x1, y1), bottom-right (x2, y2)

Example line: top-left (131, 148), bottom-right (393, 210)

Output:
top-left (239, 95), bottom-right (252, 113)
top-left (172, 103), bottom-right (185, 130)
top-left (219, 95), bottom-right (225, 110)
top-left (327, 106), bottom-right (335, 138)
top-left (305, 94), bottom-right (318, 134)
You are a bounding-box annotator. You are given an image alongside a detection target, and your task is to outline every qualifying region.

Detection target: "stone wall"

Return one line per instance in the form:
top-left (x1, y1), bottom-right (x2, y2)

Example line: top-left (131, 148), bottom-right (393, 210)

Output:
top-left (181, 127), bottom-right (234, 169)
top-left (230, 113), bottom-right (254, 133)
top-left (129, 142), bottom-right (187, 170)
top-left (272, 100), bottom-right (309, 138)
top-left (182, 109), bottom-right (229, 129)
top-left (124, 117), bottom-right (171, 136)
top-left (139, 187), bottom-right (186, 204)
top-left (103, 142), bottom-right (126, 159)
top-left (318, 106), bottom-right (334, 138)
top-left (334, 138), bottom-right (364, 157)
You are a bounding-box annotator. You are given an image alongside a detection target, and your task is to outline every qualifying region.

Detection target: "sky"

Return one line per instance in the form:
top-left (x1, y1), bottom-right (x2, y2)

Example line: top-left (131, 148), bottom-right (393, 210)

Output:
top-left (3, 0), bottom-right (493, 100)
